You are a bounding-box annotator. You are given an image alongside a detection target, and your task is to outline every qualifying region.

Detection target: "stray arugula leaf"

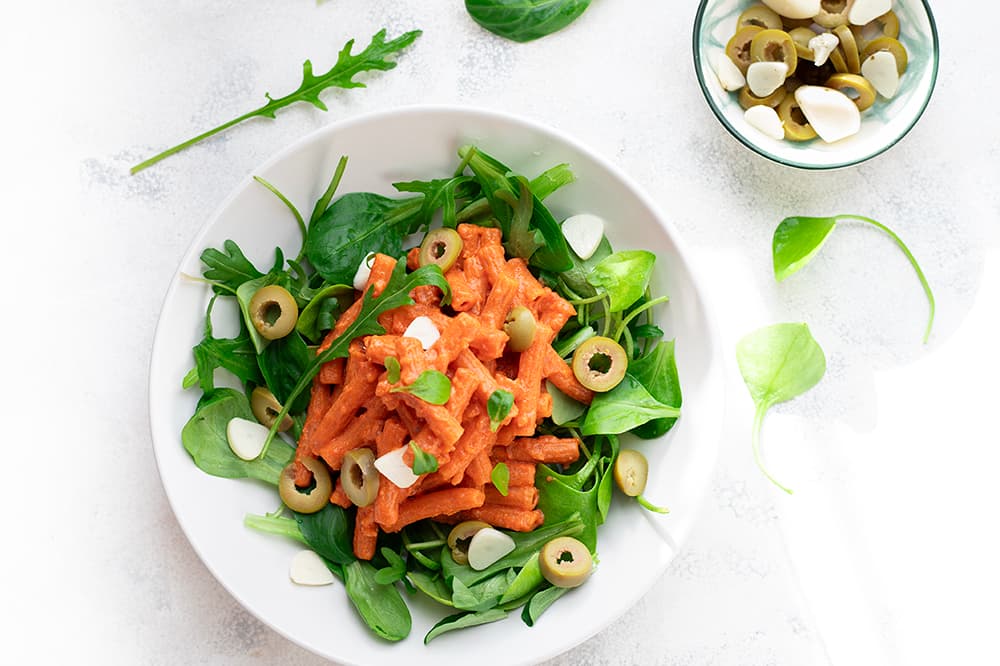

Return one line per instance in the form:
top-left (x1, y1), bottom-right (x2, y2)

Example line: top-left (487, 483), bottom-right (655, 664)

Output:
top-left (258, 259), bottom-right (450, 458)
top-left (491, 462), bottom-right (510, 496)
top-left (487, 389), bottom-right (515, 431)
top-left (736, 323), bottom-right (826, 494)
top-left (392, 370), bottom-right (452, 405)
top-left (466, 0), bottom-right (593, 43)
top-left (409, 441), bottom-right (440, 474)
top-left (131, 30), bottom-right (422, 173)
top-left (580, 375), bottom-right (680, 436)
top-left (200, 240), bottom-right (264, 293)
top-left (373, 547), bottom-right (408, 585)
top-left (773, 214), bottom-right (936, 343)
top-left (587, 250), bottom-right (656, 313)
top-left (424, 609), bottom-right (507, 644)
top-left (385, 356), bottom-right (401, 384)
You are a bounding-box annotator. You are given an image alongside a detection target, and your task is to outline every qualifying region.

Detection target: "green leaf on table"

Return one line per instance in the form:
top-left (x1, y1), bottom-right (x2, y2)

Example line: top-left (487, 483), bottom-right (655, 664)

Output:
top-left (181, 388), bottom-right (293, 484)
top-left (487, 389), bottom-right (515, 431)
top-left (627, 340), bottom-right (682, 439)
top-left (736, 322), bottom-right (826, 494)
top-left (580, 374), bottom-right (680, 436)
top-left (131, 30), bottom-right (422, 173)
top-left (772, 214), bottom-right (936, 343)
top-left (490, 462), bottom-right (510, 496)
top-left (392, 369), bottom-right (452, 405)
top-left (424, 608), bottom-right (507, 644)
top-left (409, 440), bottom-right (440, 474)
top-left (586, 250), bottom-right (656, 313)
top-left (465, 0), bottom-right (593, 43)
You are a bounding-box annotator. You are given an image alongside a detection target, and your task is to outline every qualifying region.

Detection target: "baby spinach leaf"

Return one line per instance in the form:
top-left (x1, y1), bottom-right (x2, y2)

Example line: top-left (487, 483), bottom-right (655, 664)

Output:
top-left (736, 323), bottom-right (826, 494)
top-left (466, 0), bottom-right (593, 43)
top-left (452, 569), bottom-right (517, 611)
top-left (498, 553), bottom-right (543, 605)
top-left (407, 570), bottom-right (454, 606)
top-left (487, 389), bottom-right (515, 431)
top-left (191, 296), bottom-right (263, 395)
top-left (131, 30), bottom-right (422, 174)
top-left (391, 369), bottom-right (452, 405)
top-left (580, 375), bottom-right (680, 436)
top-left (587, 250), bottom-right (656, 313)
top-left (296, 504), bottom-right (355, 565)
top-left (374, 547), bottom-right (408, 585)
top-left (385, 356), bottom-right (401, 384)
top-left (545, 381), bottom-right (585, 426)
top-left (409, 441), bottom-right (440, 474)
top-left (258, 331), bottom-right (312, 413)
top-left (243, 512), bottom-right (309, 546)
top-left (181, 388), bottom-right (293, 484)
top-left (200, 240), bottom-right (264, 293)
top-left (773, 214), bottom-right (936, 343)
top-left (343, 559), bottom-right (412, 642)
top-left (424, 608), bottom-right (507, 644)
top-left (555, 236), bottom-right (612, 299)
top-left (490, 462), bottom-right (510, 496)
top-left (628, 340), bottom-right (682, 439)
top-left (521, 585), bottom-right (570, 626)
top-left (535, 459), bottom-right (601, 551)
top-left (630, 323), bottom-right (664, 340)
top-left (295, 283), bottom-right (353, 343)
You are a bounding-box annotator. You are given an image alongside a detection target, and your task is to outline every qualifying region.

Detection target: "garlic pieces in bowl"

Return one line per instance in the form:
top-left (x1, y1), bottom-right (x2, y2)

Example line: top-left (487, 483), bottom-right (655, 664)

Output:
top-left (693, 0), bottom-right (938, 169)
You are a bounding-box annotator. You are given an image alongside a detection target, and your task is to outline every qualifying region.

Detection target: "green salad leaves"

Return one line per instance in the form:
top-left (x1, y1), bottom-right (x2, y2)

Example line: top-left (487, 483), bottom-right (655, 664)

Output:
top-left (773, 214), bottom-right (936, 343)
top-left (465, 0), bottom-right (593, 42)
top-left (131, 30), bottom-right (421, 174)
top-left (736, 323), bottom-right (826, 494)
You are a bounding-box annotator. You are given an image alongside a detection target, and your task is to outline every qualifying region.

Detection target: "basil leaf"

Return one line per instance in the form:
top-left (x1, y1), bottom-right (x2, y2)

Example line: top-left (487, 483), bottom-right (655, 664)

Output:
top-left (409, 441), bottom-right (439, 474)
top-left (487, 389), bottom-right (515, 431)
top-left (385, 356), bottom-right (401, 384)
top-left (580, 375), bottom-right (680, 436)
top-left (736, 323), bottom-right (826, 494)
top-left (491, 462), bottom-right (510, 496)
top-left (587, 250), bottom-right (656, 312)
top-left (392, 369), bottom-right (452, 405)
top-left (466, 0), bottom-right (593, 43)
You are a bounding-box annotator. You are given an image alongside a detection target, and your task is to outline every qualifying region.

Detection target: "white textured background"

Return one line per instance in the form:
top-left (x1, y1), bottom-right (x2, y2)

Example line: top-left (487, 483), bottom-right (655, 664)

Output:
top-left (2, 1), bottom-right (998, 664)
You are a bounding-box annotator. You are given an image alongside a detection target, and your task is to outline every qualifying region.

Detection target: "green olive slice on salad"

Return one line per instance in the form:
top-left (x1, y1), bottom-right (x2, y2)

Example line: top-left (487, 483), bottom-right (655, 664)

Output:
top-left (447, 520), bottom-right (490, 565)
top-left (250, 386), bottom-right (293, 432)
top-left (834, 25), bottom-right (861, 74)
top-left (749, 29), bottom-right (798, 77)
top-left (737, 4), bottom-right (783, 30)
top-left (503, 306), bottom-right (537, 352)
top-left (340, 448), bottom-right (379, 507)
top-left (419, 227), bottom-right (463, 272)
top-left (572, 336), bottom-right (627, 392)
top-left (726, 26), bottom-right (764, 75)
top-left (279, 457), bottom-right (332, 514)
top-left (826, 73), bottom-right (877, 111)
top-left (861, 37), bottom-right (908, 75)
top-left (613, 449), bottom-right (649, 497)
top-left (778, 96), bottom-right (818, 141)
top-left (249, 284), bottom-right (298, 340)
top-left (788, 27), bottom-right (817, 61)
top-left (539, 536), bottom-right (593, 588)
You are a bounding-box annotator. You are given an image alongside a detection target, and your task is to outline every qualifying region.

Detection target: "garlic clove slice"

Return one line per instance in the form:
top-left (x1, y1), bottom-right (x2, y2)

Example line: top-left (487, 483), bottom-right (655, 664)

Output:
top-left (226, 417), bottom-right (269, 461)
top-left (761, 0), bottom-right (822, 20)
top-left (744, 105), bottom-right (786, 141)
top-left (374, 446), bottom-right (420, 488)
top-left (561, 213), bottom-right (606, 260)
top-left (861, 51), bottom-right (900, 99)
top-left (467, 527), bottom-right (516, 570)
top-left (402, 315), bottom-right (440, 350)
top-left (848, 0), bottom-right (893, 26)
top-left (352, 252), bottom-right (377, 292)
top-left (808, 32), bottom-right (840, 67)
top-left (794, 85), bottom-right (862, 143)
top-left (747, 61), bottom-right (789, 98)
top-left (289, 550), bottom-right (335, 586)
top-left (712, 51), bottom-right (746, 92)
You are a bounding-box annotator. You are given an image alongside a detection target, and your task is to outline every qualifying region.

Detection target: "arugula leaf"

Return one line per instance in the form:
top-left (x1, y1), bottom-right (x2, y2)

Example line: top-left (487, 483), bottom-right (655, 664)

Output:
top-left (466, 0), bottom-right (593, 43)
top-left (200, 240), bottom-right (264, 293)
top-left (627, 340), bottom-right (682, 439)
top-left (587, 250), bottom-right (656, 313)
top-left (393, 176), bottom-right (478, 229)
top-left (498, 177), bottom-right (545, 261)
top-left (773, 214), bottom-right (936, 343)
top-left (131, 30), bottom-right (422, 173)
top-left (180, 389), bottom-right (293, 484)
top-left (736, 323), bottom-right (826, 494)
top-left (487, 389), bottom-right (515, 431)
top-left (343, 560), bottom-right (412, 642)
top-left (490, 462), bottom-right (510, 496)
top-left (191, 296), bottom-right (263, 394)
top-left (424, 609), bottom-right (507, 644)
top-left (391, 370), bottom-right (452, 405)
top-left (409, 441), bottom-right (440, 475)
top-left (259, 259), bottom-right (450, 457)
top-left (580, 375), bottom-right (680, 436)
top-left (385, 356), bottom-right (401, 384)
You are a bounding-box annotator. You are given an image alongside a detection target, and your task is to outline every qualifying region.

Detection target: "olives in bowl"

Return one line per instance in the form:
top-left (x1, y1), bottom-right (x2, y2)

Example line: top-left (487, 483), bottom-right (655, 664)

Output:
top-left (693, 0), bottom-right (938, 169)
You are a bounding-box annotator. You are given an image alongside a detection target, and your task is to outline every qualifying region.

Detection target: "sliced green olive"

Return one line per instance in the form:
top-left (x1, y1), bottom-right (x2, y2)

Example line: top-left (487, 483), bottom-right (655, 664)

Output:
top-left (250, 386), bottom-right (293, 432)
top-left (861, 37), bottom-right (908, 75)
top-left (571, 336), bottom-right (627, 392)
top-left (249, 284), bottom-right (298, 340)
top-left (613, 449), bottom-right (649, 497)
top-left (739, 84), bottom-right (787, 110)
top-left (279, 457), bottom-right (332, 514)
top-left (826, 73), bottom-right (877, 111)
top-left (828, 46), bottom-right (850, 74)
top-left (503, 306), bottom-right (537, 352)
top-left (419, 227), bottom-right (463, 273)
top-left (788, 27), bottom-right (817, 61)
top-left (737, 4), bottom-right (782, 30)
top-left (813, 0), bottom-right (850, 29)
top-left (539, 536), bottom-right (593, 588)
top-left (778, 96), bottom-right (818, 142)
top-left (340, 448), bottom-right (379, 507)
top-left (834, 25), bottom-right (861, 74)
top-left (726, 25), bottom-right (763, 75)
top-left (447, 520), bottom-right (490, 565)
top-left (851, 11), bottom-right (900, 49)
top-left (749, 29), bottom-right (798, 77)
top-left (781, 16), bottom-right (814, 31)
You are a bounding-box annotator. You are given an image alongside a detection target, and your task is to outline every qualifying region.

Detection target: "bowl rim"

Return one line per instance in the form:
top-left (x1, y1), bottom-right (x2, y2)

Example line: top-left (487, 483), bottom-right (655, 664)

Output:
top-left (691, 0), bottom-right (940, 170)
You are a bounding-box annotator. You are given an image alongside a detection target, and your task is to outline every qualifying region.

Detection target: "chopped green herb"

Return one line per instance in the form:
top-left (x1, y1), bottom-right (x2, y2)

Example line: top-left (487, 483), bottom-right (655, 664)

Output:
top-left (491, 462), bottom-right (510, 496)
top-left (385, 356), bottom-right (401, 384)
top-left (409, 441), bottom-right (440, 475)
top-left (487, 389), bottom-right (515, 431)
top-left (391, 370), bottom-right (452, 405)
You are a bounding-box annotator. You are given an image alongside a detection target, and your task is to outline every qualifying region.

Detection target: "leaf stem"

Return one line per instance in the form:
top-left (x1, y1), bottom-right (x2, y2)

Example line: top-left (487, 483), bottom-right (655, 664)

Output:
top-left (752, 404), bottom-right (793, 495)
top-left (253, 175), bottom-right (308, 257)
top-left (613, 295), bottom-right (670, 342)
top-left (311, 155), bottom-right (349, 225)
top-left (131, 112), bottom-right (258, 174)
top-left (838, 214), bottom-right (936, 344)
top-left (637, 495), bottom-right (670, 514)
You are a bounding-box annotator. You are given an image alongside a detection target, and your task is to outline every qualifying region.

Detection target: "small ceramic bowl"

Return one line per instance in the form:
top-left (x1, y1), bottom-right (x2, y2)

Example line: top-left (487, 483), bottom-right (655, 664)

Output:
top-left (692, 0), bottom-right (939, 169)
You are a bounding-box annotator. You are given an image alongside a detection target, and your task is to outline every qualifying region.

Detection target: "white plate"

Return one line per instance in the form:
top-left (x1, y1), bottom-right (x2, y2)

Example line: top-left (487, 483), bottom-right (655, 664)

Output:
top-left (148, 106), bottom-right (725, 665)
